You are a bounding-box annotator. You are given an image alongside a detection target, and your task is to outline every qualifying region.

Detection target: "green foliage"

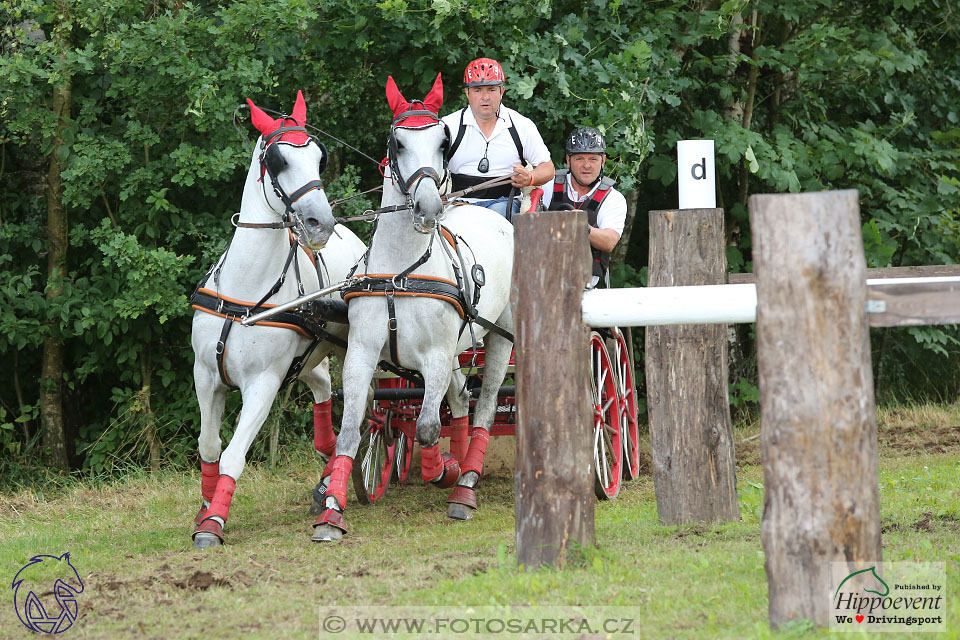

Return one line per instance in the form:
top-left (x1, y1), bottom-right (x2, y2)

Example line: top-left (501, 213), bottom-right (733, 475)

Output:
top-left (1, 0), bottom-right (959, 474)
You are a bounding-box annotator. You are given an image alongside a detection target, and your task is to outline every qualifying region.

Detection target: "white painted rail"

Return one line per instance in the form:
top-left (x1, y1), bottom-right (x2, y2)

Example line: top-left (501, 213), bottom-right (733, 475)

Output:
top-left (582, 283), bottom-right (758, 327)
top-left (581, 276), bottom-right (960, 328)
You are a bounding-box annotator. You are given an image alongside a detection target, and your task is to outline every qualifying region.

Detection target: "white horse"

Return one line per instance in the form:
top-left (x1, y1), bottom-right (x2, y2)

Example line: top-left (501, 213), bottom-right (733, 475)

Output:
top-left (311, 74), bottom-right (515, 542)
top-left (190, 91), bottom-right (366, 548)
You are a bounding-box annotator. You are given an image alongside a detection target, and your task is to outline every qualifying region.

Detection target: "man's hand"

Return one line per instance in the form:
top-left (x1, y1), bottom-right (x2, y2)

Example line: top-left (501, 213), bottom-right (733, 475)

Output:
top-left (511, 162), bottom-right (556, 189)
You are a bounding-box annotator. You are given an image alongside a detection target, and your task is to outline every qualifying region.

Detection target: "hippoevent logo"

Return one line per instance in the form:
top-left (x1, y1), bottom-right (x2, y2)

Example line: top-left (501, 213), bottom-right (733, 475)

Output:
top-left (12, 553), bottom-right (84, 634)
top-left (830, 562), bottom-right (945, 633)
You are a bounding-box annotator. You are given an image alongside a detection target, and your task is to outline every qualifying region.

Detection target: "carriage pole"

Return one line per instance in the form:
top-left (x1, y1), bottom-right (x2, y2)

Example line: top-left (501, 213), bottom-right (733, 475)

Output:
top-left (512, 210), bottom-right (594, 568)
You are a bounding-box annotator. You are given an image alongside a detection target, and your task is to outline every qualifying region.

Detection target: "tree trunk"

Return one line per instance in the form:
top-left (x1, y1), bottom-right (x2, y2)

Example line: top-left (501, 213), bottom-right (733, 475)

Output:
top-left (750, 190), bottom-right (881, 628)
top-left (645, 208), bottom-right (738, 524)
top-left (40, 45), bottom-right (72, 470)
top-left (514, 210), bottom-right (594, 568)
top-left (140, 348), bottom-right (160, 472)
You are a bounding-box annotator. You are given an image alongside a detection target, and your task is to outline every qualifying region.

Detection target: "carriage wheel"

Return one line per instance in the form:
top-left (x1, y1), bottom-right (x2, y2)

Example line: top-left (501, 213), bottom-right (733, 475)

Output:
top-left (391, 419), bottom-right (414, 484)
top-left (614, 327), bottom-right (641, 480)
top-left (590, 331), bottom-right (622, 500)
top-left (352, 418), bottom-right (395, 504)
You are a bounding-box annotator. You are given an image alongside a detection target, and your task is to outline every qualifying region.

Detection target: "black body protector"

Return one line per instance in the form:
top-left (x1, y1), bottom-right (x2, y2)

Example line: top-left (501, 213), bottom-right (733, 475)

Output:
top-left (552, 169), bottom-right (617, 280)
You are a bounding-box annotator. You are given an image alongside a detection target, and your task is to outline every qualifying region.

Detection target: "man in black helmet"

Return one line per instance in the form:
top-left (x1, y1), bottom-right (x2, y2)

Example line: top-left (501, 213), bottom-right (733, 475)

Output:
top-left (542, 126), bottom-right (627, 287)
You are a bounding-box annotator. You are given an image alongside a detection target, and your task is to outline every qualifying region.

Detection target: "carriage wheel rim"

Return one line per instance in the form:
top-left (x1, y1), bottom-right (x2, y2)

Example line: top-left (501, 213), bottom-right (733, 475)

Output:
top-left (590, 332), bottom-right (622, 498)
top-left (614, 328), bottom-right (640, 479)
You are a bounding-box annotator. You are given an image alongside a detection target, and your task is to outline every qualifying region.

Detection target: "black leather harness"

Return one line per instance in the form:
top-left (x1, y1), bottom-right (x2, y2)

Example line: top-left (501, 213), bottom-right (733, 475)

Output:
top-left (342, 222), bottom-right (513, 368)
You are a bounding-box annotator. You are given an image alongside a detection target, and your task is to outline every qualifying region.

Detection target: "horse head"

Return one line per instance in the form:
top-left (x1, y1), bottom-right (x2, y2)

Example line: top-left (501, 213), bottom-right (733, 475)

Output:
top-left (247, 90), bottom-right (336, 249)
top-left (385, 73), bottom-right (448, 232)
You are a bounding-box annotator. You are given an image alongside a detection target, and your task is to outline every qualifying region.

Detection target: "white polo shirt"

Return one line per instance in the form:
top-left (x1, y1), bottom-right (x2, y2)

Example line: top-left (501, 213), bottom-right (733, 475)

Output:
top-left (541, 172), bottom-right (627, 235)
top-left (441, 104), bottom-right (551, 200)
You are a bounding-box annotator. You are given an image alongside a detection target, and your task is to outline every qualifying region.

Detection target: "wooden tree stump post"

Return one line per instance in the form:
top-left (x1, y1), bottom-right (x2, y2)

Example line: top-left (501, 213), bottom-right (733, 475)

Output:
top-left (513, 210), bottom-right (594, 568)
top-left (750, 190), bottom-right (881, 628)
top-left (645, 208), bottom-right (739, 524)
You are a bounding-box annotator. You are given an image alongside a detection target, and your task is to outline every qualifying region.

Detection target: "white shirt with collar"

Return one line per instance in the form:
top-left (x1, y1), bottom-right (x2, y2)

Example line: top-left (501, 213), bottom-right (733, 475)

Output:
top-left (541, 172), bottom-right (627, 235)
top-left (441, 104), bottom-right (552, 186)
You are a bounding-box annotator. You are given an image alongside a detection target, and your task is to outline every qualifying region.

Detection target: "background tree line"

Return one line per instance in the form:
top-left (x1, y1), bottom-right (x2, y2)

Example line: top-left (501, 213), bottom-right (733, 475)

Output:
top-left (1, 0), bottom-right (958, 478)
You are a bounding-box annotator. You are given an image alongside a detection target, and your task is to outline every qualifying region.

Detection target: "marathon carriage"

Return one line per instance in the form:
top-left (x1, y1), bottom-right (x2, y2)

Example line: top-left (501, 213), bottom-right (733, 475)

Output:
top-left (348, 325), bottom-right (641, 505)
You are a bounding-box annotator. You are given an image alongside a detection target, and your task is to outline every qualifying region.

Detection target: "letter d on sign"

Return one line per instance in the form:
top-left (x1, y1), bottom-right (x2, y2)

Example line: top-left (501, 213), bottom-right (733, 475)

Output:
top-left (677, 140), bottom-right (716, 209)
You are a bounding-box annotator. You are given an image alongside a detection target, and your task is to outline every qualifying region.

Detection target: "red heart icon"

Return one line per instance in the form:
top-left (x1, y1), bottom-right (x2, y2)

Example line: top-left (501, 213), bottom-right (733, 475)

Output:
top-left (856, 615), bottom-right (864, 623)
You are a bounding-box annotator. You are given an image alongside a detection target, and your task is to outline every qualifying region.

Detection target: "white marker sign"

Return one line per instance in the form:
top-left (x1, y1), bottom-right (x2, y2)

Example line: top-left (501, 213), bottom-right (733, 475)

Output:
top-left (677, 139), bottom-right (716, 209)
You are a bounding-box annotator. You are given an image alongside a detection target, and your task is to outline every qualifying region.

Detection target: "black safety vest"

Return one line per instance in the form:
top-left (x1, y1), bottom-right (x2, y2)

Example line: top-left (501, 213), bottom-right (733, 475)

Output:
top-left (448, 107), bottom-right (526, 199)
top-left (552, 169), bottom-right (617, 279)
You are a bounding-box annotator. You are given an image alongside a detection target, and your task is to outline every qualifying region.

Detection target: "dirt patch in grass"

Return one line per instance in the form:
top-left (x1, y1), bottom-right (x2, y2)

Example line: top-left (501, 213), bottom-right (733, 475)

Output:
top-left (878, 410), bottom-right (960, 454)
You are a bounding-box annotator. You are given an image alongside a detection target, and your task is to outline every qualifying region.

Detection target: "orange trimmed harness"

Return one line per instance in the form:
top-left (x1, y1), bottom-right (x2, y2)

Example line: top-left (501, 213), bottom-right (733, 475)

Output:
top-left (190, 228), bottom-right (346, 390)
top-left (342, 223), bottom-right (512, 365)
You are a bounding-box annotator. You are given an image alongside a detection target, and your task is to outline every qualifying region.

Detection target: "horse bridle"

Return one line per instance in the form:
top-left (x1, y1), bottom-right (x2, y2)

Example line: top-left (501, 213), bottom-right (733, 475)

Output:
top-left (252, 122), bottom-right (330, 242)
top-left (387, 104), bottom-right (450, 205)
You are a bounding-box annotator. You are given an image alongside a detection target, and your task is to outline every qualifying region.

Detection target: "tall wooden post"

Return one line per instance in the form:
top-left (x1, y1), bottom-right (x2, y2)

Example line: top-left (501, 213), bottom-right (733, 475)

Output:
top-left (750, 190), bottom-right (881, 628)
top-left (645, 209), bottom-right (739, 524)
top-left (513, 210), bottom-right (594, 568)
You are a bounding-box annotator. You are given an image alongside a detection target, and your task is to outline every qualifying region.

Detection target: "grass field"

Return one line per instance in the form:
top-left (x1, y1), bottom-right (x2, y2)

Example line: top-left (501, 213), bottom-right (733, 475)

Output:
top-left (1, 404), bottom-right (958, 639)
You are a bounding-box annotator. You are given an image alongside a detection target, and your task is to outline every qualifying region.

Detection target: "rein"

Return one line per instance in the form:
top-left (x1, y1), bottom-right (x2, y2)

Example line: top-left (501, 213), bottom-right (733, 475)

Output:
top-left (334, 175), bottom-right (514, 223)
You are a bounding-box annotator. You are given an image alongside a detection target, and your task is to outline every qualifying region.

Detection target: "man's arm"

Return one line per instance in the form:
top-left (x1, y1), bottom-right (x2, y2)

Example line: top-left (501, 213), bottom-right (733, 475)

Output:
top-left (588, 227), bottom-right (620, 253)
top-left (511, 161), bottom-right (555, 189)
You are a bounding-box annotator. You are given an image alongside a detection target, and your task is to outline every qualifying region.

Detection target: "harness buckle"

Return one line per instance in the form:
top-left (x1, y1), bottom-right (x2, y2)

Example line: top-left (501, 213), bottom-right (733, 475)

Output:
top-left (216, 340), bottom-right (226, 355)
top-left (388, 317), bottom-right (398, 331)
top-left (392, 275), bottom-right (406, 290)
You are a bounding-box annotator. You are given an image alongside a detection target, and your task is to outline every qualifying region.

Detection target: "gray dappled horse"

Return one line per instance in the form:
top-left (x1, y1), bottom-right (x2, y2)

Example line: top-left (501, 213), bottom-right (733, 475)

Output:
top-left (191, 91), bottom-right (365, 548)
top-left (311, 74), bottom-right (514, 541)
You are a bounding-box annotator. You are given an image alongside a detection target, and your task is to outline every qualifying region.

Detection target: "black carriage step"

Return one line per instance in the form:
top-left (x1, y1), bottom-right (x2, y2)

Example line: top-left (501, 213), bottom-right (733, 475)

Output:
top-left (333, 385), bottom-right (515, 401)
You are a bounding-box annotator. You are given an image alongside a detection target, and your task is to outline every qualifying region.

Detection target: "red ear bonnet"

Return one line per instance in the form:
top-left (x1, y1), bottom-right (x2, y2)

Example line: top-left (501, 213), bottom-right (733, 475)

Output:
top-left (246, 90), bottom-right (310, 144)
top-left (386, 73), bottom-right (443, 129)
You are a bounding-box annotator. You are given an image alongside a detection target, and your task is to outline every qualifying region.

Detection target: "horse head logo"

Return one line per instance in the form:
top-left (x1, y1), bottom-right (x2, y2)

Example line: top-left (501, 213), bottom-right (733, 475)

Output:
top-left (12, 553), bottom-right (84, 634)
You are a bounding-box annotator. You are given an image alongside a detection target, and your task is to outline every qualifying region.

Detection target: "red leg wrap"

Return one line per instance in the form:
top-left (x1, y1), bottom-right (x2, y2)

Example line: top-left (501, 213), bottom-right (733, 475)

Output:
top-left (421, 444), bottom-right (460, 488)
top-left (313, 400), bottom-right (337, 456)
top-left (325, 456), bottom-right (353, 509)
top-left (421, 444), bottom-right (443, 481)
top-left (200, 459), bottom-right (220, 502)
top-left (449, 416), bottom-right (469, 464)
top-left (203, 475), bottom-right (236, 523)
top-left (462, 427), bottom-right (491, 476)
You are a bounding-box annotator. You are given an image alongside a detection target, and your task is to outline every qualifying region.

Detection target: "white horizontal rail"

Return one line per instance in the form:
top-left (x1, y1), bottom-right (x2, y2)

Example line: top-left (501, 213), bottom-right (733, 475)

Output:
top-left (582, 276), bottom-right (960, 328)
top-left (582, 284), bottom-right (757, 327)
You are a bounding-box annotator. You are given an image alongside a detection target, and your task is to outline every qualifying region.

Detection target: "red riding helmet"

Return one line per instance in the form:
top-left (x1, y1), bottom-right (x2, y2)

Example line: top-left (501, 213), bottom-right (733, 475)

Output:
top-left (463, 58), bottom-right (505, 87)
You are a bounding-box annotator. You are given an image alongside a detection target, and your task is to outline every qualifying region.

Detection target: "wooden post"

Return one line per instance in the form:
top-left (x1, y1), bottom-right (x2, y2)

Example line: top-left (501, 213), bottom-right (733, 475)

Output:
top-left (645, 209), bottom-right (739, 524)
top-left (513, 210), bottom-right (594, 568)
top-left (750, 190), bottom-right (881, 628)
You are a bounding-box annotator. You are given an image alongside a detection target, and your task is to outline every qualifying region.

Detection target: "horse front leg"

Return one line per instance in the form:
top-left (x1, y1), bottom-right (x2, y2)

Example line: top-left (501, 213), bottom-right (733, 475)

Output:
top-left (417, 355), bottom-right (460, 489)
top-left (446, 368), bottom-right (471, 465)
top-left (300, 359), bottom-right (337, 457)
top-left (193, 360), bottom-right (226, 530)
top-left (193, 376), bottom-right (284, 549)
top-left (447, 311), bottom-right (513, 521)
top-left (312, 329), bottom-right (383, 543)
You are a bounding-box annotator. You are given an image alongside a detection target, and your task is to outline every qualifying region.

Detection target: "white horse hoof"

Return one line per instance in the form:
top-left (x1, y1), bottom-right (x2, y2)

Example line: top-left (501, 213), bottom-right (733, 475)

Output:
top-left (311, 524), bottom-right (343, 543)
top-left (192, 532), bottom-right (223, 549)
top-left (447, 503), bottom-right (475, 521)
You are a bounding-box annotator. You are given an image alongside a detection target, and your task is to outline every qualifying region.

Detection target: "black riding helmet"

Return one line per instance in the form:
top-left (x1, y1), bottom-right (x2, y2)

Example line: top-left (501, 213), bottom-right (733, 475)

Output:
top-left (565, 126), bottom-right (606, 155)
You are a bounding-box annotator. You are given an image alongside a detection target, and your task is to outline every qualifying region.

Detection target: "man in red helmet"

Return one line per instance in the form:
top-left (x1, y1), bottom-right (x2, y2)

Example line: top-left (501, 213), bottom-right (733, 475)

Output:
top-left (442, 57), bottom-right (554, 218)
